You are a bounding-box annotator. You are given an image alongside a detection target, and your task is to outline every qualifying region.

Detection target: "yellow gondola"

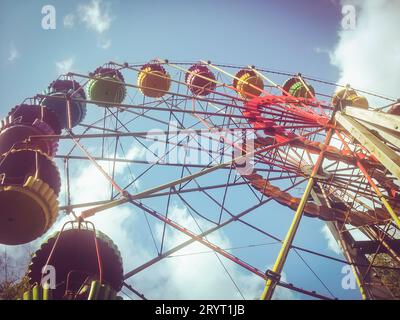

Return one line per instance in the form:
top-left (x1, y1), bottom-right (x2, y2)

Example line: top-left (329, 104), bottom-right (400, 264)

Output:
top-left (332, 87), bottom-right (369, 109)
top-left (137, 63), bottom-right (171, 98)
top-left (233, 69), bottom-right (264, 99)
top-left (0, 149), bottom-right (60, 245)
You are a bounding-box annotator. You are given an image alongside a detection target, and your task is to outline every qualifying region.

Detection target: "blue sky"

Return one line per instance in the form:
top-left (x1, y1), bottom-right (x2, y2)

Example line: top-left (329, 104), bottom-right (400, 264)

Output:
top-left (2, 0), bottom-right (393, 300)
top-left (0, 0), bottom-right (341, 110)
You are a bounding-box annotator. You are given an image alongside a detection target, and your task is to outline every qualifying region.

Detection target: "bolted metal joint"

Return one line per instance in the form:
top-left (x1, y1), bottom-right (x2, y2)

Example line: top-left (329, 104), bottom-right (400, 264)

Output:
top-left (265, 269), bottom-right (281, 283)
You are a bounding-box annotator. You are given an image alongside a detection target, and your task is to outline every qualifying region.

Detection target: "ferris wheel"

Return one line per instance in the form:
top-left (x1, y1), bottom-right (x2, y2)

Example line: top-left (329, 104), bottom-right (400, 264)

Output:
top-left (0, 59), bottom-right (399, 300)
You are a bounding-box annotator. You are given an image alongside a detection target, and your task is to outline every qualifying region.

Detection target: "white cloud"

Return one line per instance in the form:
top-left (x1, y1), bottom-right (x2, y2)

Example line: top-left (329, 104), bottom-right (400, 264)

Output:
top-left (132, 204), bottom-right (265, 300)
top-left (98, 38), bottom-right (112, 50)
top-left (66, 146), bottom-right (145, 206)
top-left (326, 0), bottom-right (399, 253)
top-left (63, 14), bottom-right (75, 28)
top-left (78, 0), bottom-right (112, 34)
top-left (321, 224), bottom-right (342, 255)
top-left (330, 0), bottom-right (400, 106)
top-left (55, 57), bottom-right (75, 74)
top-left (348, 227), bottom-right (370, 241)
top-left (124, 204), bottom-right (297, 300)
top-left (76, 0), bottom-right (113, 49)
top-left (7, 43), bottom-right (20, 63)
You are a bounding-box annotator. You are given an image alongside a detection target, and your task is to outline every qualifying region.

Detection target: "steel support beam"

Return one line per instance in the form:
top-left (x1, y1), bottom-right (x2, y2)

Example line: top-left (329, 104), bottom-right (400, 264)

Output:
top-left (312, 184), bottom-right (396, 300)
top-left (344, 107), bottom-right (400, 134)
top-left (335, 112), bottom-right (400, 180)
top-left (355, 119), bottom-right (400, 150)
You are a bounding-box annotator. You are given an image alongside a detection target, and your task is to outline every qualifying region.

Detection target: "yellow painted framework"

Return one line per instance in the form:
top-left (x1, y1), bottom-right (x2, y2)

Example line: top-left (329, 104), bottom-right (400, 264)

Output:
top-left (261, 129), bottom-right (334, 300)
